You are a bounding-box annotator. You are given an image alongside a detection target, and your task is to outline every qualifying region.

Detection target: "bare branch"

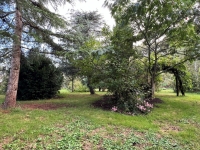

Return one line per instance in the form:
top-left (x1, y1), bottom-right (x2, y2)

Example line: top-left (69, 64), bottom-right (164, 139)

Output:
top-left (0, 11), bottom-right (15, 19)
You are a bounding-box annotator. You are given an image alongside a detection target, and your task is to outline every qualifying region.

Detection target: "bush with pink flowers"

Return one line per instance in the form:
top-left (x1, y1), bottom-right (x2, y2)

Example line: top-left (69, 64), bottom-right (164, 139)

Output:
top-left (136, 100), bottom-right (153, 114)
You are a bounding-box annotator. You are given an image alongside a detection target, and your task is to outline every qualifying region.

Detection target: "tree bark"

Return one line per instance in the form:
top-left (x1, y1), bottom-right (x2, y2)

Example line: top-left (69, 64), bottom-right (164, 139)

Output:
top-left (71, 77), bottom-right (74, 92)
top-left (88, 85), bottom-right (95, 95)
top-left (3, 6), bottom-right (22, 109)
top-left (151, 75), bottom-right (156, 98)
top-left (175, 75), bottom-right (179, 96)
top-left (177, 74), bottom-right (185, 96)
top-left (87, 76), bottom-right (95, 95)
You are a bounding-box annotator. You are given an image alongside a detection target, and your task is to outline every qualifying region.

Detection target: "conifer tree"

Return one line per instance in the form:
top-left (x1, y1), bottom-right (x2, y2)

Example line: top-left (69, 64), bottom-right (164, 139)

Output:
top-left (0, 0), bottom-right (74, 108)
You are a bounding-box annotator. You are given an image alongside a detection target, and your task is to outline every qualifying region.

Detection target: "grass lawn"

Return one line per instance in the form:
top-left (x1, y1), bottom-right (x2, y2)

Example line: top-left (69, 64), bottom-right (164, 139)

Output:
top-left (0, 90), bottom-right (200, 149)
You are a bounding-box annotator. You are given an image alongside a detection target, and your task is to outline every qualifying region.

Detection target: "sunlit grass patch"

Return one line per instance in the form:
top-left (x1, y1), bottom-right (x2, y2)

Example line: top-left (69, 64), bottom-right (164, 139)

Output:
top-left (2, 116), bottom-right (191, 150)
top-left (0, 91), bottom-right (200, 149)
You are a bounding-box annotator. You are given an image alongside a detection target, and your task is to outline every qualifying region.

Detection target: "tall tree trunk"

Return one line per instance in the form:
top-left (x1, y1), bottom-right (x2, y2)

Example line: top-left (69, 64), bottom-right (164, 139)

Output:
top-left (151, 45), bottom-right (158, 99)
top-left (177, 74), bottom-right (185, 96)
top-left (71, 77), bottom-right (74, 92)
top-left (3, 6), bottom-right (22, 109)
top-left (88, 85), bottom-right (95, 95)
top-left (87, 76), bottom-right (95, 95)
top-left (151, 74), bottom-right (156, 98)
top-left (99, 87), bottom-right (101, 92)
top-left (175, 75), bottom-right (179, 96)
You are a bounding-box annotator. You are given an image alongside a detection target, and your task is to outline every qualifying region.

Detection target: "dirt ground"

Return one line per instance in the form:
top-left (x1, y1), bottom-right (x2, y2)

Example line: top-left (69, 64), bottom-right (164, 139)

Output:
top-left (92, 96), bottom-right (163, 111)
top-left (20, 103), bottom-right (69, 110)
top-left (2, 96), bottom-right (163, 111)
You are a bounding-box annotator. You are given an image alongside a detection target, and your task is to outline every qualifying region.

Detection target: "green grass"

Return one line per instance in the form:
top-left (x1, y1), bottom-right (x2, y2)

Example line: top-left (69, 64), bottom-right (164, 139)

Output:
top-left (0, 90), bottom-right (200, 149)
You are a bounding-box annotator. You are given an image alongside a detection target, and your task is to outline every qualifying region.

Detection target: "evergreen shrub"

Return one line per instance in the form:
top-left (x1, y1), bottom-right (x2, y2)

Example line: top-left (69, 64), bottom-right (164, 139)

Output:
top-left (17, 53), bottom-right (63, 100)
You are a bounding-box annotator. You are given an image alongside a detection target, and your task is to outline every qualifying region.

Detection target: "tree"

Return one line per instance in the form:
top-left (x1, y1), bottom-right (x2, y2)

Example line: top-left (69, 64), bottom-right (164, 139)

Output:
top-left (159, 57), bottom-right (192, 96)
top-left (60, 59), bottom-right (79, 92)
top-left (1, 0), bottom-right (74, 108)
top-left (99, 25), bottom-right (151, 112)
top-left (68, 37), bottom-right (103, 94)
top-left (69, 10), bottom-right (104, 44)
top-left (64, 10), bottom-right (105, 94)
top-left (17, 52), bottom-right (63, 100)
top-left (185, 60), bottom-right (200, 92)
top-left (105, 0), bottom-right (199, 98)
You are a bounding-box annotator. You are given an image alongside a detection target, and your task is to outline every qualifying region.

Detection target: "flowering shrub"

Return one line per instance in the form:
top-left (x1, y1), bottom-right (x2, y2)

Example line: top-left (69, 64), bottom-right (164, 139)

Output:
top-left (110, 99), bottom-right (154, 115)
top-left (111, 106), bottom-right (118, 112)
top-left (137, 100), bottom-right (153, 114)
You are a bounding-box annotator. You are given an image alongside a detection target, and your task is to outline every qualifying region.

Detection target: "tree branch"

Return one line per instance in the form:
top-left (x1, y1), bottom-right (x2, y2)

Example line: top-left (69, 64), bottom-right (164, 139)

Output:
top-left (0, 11), bottom-right (15, 19)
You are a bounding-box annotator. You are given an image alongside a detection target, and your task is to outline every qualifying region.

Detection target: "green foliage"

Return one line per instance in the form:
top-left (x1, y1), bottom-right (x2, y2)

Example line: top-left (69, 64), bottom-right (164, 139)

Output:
top-left (72, 37), bottom-right (102, 74)
top-left (69, 79), bottom-right (89, 92)
top-left (1, 0), bottom-right (74, 54)
top-left (69, 10), bottom-right (104, 45)
top-left (105, 0), bottom-right (199, 99)
top-left (98, 24), bottom-right (151, 113)
top-left (186, 60), bottom-right (200, 92)
top-left (160, 57), bottom-right (193, 93)
top-left (0, 72), bottom-right (8, 94)
top-left (67, 37), bottom-right (105, 94)
top-left (159, 73), bottom-right (174, 90)
top-left (17, 53), bottom-right (63, 100)
top-left (65, 11), bottom-right (105, 94)
top-left (74, 83), bottom-right (88, 92)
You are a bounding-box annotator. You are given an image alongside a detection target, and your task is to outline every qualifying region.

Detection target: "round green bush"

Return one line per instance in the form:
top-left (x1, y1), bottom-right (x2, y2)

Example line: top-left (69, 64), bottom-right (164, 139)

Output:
top-left (17, 53), bottom-right (63, 100)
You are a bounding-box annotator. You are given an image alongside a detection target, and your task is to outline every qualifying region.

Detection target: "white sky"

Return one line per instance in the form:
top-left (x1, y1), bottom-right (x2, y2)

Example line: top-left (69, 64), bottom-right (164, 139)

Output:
top-left (56, 0), bottom-right (115, 28)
